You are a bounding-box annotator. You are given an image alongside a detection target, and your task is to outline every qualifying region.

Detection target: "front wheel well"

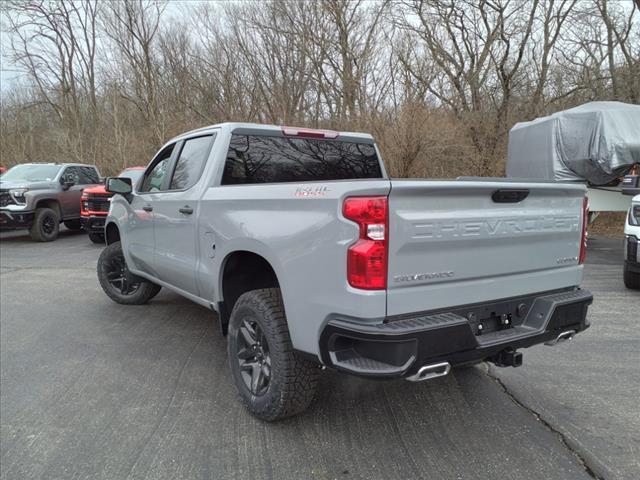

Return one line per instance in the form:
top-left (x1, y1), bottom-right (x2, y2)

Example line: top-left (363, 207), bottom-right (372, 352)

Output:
top-left (219, 251), bottom-right (280, 335)
top-left (35, 199), bottom-right (61, 219)
top-left (105, 223), bottom-right (120, 245)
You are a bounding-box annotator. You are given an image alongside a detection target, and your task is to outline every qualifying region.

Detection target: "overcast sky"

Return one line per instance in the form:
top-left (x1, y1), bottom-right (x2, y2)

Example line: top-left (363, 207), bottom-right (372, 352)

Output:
top-left (0, 12), bottom-right (19, 93)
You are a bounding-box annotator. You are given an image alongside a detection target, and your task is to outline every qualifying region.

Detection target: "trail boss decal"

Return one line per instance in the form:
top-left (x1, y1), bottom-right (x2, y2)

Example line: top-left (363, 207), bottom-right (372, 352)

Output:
top-left (295, 186), bottom-right (329, 198)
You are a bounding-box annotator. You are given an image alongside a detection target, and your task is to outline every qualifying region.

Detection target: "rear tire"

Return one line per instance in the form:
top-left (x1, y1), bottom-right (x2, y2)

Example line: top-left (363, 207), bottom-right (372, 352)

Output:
top-left (623, 262), bottom-right (640, 290)
top-left (227, 288), bottom-right (319, 421)
top-left (88, 232), bottom-right (104, 244)
top-left (29, 208), bottom-right (59, 242)
top-left (97, 241), bottom-right (161, 305)
top-left (63, 219), bottom-right (82, 231)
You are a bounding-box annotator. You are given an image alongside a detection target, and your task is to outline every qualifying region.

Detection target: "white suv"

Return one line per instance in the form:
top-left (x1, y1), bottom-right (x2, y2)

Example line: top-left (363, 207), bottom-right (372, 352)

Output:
top-left (623, 194), bottom-right (640, 289)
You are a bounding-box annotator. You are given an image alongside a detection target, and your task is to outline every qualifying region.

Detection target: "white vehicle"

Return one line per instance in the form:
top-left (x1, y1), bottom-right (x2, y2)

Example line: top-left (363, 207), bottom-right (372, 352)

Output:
top-left (624, 194), bottom-right (640, 289)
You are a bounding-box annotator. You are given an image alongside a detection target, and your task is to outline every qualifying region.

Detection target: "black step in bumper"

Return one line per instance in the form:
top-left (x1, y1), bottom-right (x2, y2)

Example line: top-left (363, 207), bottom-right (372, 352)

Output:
top-left (319, 288), bottom-right (592, 378)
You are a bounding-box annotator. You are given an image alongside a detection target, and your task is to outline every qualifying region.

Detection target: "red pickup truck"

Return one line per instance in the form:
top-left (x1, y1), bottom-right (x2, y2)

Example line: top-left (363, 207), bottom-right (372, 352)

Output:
top-left (81, 167), bottom-right (145, 243)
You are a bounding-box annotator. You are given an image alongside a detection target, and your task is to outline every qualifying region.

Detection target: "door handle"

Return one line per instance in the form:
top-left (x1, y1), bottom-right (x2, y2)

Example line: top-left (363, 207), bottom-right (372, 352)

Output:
top-left (179, 206), bottom-right (194, 215)
top-left (142, 205), bottom-right (153, 212)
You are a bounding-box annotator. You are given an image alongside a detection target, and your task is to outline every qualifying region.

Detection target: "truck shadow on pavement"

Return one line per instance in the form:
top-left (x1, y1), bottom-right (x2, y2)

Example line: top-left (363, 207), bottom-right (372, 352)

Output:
top-left (0, 227), bottom-right (86, 244)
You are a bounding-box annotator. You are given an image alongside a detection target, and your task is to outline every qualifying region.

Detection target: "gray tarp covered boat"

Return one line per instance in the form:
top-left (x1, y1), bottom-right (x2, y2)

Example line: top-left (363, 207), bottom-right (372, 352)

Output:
top-left (507, 101), bottom-right (640, 186)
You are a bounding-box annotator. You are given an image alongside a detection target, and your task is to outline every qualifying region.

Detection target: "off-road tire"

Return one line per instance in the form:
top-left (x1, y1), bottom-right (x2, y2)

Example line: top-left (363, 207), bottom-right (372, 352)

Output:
top-left (97, 241), bottom-right (161, 305)
top-left (623, 261), bottom-right (640, 290)
top-left (227, 288), bottom-right (319, 421)
top-left (29, 207), bottom-right (60, 242)
top-left (63, 219), bottom-right (82, 231)
top-left (88, 232), bottom-right (104, 244)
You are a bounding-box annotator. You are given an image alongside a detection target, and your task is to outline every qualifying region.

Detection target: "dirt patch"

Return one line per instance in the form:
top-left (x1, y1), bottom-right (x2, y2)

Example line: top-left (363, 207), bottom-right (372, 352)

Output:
top-left (589, 212), bottom-right (627, 237)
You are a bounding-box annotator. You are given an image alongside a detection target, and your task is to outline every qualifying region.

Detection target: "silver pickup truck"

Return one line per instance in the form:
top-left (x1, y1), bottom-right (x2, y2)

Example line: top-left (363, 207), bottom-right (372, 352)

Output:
top-left (97, 123), bottom-right (592, 420)
top-left (0, 163), bottom-right (101, 241)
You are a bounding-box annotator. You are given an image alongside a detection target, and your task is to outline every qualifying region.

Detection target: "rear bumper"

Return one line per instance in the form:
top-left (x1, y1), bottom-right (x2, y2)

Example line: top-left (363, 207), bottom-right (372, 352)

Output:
top-left (0, 210), bottom-right (35, 230)
top-left (319, 288), bottom-right (592, 378)
top-left (81, 214), bottom-right (106, 234)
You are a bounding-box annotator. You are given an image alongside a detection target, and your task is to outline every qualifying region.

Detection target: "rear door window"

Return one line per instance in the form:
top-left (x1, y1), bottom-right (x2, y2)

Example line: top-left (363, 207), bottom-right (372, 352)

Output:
top-left (169, 135), bottom-right (214, 190)
top-left (78, 166), bottom-right (100, 184)
top-left (221, 134), bottom-right (382, 185)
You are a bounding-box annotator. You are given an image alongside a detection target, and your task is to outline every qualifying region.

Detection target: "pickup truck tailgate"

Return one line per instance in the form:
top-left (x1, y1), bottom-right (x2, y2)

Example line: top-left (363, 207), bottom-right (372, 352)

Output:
top-left (386, 180), bottom-right (586, 317)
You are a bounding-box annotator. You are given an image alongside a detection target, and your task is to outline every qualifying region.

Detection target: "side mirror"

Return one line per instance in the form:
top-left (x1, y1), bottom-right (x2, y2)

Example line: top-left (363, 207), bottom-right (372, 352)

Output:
top-left (105, 177), bottom-right (133, 195)
top-left (62, 173), bottom-right (75, 190)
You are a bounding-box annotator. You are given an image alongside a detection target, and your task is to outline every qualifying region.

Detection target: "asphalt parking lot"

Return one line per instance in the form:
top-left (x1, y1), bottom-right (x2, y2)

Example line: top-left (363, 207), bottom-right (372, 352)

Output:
top-left (1, 230), bottom-right (638, 480)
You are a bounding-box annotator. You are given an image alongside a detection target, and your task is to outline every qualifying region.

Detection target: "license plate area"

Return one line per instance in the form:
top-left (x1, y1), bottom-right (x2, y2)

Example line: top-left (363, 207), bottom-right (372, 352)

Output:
top-left (469, 311), bottom-right (514, 336)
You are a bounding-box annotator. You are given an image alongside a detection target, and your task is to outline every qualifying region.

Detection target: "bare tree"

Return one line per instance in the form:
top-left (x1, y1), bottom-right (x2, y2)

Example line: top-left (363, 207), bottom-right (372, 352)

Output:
top-left (4, 0), bottom-right (101, 161)
top-left (1, 0), bottom-right (637, 178)
top-left (396, 0), bottom-right (548, 173)
top-left (102, 0), bottom-right (166, 143)
top-left (595, 0), bottom-right (639, 102)
top-left (528, 0), bottom-right (578, 114)
top-left (223, 0), bottom-right (315, 124)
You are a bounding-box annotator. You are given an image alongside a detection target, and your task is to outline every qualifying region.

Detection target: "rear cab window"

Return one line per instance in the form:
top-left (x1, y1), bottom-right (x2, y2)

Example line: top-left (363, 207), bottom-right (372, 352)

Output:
top-left (221, 134), bottom-right (383, 185)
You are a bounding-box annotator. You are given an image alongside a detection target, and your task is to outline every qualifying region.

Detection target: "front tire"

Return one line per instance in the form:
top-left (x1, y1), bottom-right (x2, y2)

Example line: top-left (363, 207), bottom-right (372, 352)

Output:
top-left (623, 261), bottom-right (640, 290)
top-left (227, 288), bottom-right (319, 421)
top-left (97, 241), bottom-right (161, 304)
top-left (63, 219), bottom-right (82, 231)
top-left (29, 207), bottom-right (60, 242)
top-left (88, 232), bottom-right (104, 244)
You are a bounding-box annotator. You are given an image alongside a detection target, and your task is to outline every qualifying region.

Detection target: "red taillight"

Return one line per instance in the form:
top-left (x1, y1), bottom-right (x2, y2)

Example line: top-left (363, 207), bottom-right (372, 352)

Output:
top-left (579, 196), bottom-right (589, 264)
top-left (281, 126), bottom-right (339, 139)
top-left (343, 196), bottom-right (388, 289)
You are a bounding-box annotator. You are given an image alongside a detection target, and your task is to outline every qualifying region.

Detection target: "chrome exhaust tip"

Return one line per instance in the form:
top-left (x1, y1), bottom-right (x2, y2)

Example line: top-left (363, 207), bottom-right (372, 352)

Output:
top-left (406, 362), bottom-right (451, 382)
top-left (545, 329), bottom-right (576, 346)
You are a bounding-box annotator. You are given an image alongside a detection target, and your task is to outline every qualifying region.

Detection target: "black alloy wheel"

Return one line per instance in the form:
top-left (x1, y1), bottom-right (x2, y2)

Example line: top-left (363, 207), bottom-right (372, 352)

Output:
top-left (30, 207), bottom-right (60, 242)
top-left (97, 241), bottom-right (162, 305)
top-left (236, 318), bottom-right (271, 396)
top-left (226, 288), bottom-right (319, 420)
top-left (104, 251), bottom-right (140, 295)
top-left (42, 214), bottom-right (56, 234)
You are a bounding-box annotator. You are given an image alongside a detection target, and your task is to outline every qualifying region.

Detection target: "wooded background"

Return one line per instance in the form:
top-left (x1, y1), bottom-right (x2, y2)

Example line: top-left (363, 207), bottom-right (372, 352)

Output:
top-left (1, 0), bottom-right (638, 177)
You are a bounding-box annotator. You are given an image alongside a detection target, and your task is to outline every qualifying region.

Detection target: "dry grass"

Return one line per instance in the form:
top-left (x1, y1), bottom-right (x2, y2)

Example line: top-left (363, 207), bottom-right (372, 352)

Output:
top-left (589, 212), bottom-right (627, 237)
